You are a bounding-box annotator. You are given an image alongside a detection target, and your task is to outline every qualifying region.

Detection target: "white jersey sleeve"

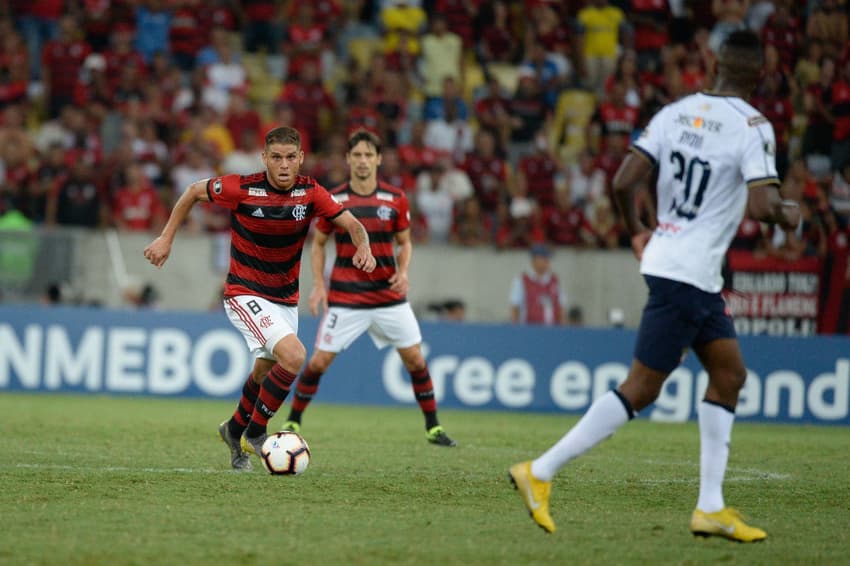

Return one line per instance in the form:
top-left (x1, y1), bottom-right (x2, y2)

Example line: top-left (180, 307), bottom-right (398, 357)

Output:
top-left (740, 117), bottom-right (780, 187)
top-left (631, 105), bottom-right (669, 164)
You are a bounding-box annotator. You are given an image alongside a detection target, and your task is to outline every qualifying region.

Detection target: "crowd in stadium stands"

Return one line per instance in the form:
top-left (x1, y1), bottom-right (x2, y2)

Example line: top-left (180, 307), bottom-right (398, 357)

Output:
top-left (0, 0), bottom-right (849, 260)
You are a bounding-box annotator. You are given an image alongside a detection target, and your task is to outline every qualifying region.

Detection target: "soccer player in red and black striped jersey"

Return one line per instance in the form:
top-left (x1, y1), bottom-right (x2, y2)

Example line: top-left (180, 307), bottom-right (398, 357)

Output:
top-left (281, 130), bottom-right (457, 447)
top-left (144, 126), bottom-right (376, 470)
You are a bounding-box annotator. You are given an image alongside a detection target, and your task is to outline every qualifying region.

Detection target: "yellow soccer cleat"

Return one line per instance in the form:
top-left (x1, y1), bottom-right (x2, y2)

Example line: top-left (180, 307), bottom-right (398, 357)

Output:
top-left (690, 508), bottom-right (767, 542)
top-left (508, 461), bottom-right (556, 533)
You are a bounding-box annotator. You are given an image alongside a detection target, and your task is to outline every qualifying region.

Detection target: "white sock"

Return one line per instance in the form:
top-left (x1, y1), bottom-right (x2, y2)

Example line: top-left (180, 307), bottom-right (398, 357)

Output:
top-left (696, 401), bottom-right (735, 513)
top-left (531, 391), bottom-right (632, 481)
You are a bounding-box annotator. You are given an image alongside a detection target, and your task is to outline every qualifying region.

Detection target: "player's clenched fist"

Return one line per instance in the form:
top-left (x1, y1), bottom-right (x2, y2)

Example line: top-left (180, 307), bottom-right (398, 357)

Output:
top-left (353, 244), bottom-right (376, 272)
top-left (143, 237), bottom-right (172, 268)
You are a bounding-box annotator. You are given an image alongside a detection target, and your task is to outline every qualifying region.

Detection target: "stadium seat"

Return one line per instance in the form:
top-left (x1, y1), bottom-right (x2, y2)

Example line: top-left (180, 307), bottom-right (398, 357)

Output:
top-left (347, 37), bottom-right (381, 72)
top-left (464, 61), bottom-right (485, 103)
top-left (552, 89), bottom-right (596, 163)
top-left (488, 63), bottom-right (520, 95)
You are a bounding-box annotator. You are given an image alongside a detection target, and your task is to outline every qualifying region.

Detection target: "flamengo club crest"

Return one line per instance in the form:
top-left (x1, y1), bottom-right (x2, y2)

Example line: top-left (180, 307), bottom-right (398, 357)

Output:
top-left (292, 204), bottom-right (308, 221)
top-left (376, 205), bottom-right (393, 221)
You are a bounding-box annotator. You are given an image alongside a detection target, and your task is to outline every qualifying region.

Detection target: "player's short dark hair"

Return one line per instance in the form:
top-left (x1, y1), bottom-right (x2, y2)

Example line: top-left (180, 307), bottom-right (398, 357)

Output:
top-left (347, 129), bottom-right (382, 154)
top-left (265, 126), bottom-right (301, 149)
top-left (718, 30), bottom-right (764, 85)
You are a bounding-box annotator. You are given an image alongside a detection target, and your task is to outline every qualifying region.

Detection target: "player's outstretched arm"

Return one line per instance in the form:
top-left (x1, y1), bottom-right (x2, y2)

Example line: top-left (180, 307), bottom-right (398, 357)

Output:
top-left (143, 180), bottom-right (209, 268)
top-left (748, 183), bottom-right (801, 231)
top-left (612, 152), bottom-right (655, 260)
top-left (308, 230), bottom-right (330, 316)
top-left (332, 210), bottom-right (376, 273)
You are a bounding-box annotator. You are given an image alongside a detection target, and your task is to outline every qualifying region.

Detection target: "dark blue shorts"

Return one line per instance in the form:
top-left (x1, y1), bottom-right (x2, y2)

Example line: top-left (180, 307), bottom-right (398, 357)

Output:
top-left (634, 275), bottom-right (736, 373)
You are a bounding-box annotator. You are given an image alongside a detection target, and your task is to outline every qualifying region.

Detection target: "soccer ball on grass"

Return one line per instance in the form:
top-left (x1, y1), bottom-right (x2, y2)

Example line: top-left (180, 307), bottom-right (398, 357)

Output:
top-left (260, 431), bottom-right (311, 475)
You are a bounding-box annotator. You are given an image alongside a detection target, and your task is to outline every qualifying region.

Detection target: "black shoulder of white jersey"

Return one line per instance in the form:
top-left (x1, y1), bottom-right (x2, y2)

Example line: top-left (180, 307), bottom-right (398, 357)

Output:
top-left (746, 176), bottom-right (780, 189)
top-left (629, 144), bottom-right (657, 165)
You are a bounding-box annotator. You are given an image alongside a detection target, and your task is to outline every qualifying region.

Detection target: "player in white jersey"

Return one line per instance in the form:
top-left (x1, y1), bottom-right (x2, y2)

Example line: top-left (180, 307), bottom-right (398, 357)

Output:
top-left (508, 31), bottom-right (800, 541)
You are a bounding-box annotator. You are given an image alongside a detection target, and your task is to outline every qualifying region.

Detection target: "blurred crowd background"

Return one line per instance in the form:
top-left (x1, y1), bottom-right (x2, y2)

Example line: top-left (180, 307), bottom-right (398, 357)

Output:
top-left (0, 0), bottom-right (849, 262)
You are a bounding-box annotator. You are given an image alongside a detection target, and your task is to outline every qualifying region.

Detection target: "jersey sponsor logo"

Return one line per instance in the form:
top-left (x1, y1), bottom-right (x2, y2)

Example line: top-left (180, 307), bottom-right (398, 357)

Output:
top-left (248, 187), bottom-right (267, 197)
top-left (748, 115), bottom-right (768, 127)
top-left (376, 205), bottom-right (393, 221)
top-left (290, 188), bottom-right (306, 197)
top-left (213, 179), bottom-right (223, 194)
top-left (251, 208), bottom-right (265, 218)
top-left (675, 113), bottom-right (722, 132)
top-left (333, 193), bottom-right (349, 203)
top-left (292, 204), bottom-right (308, 221)
top-left (376, 192), bottom-right (394, 201)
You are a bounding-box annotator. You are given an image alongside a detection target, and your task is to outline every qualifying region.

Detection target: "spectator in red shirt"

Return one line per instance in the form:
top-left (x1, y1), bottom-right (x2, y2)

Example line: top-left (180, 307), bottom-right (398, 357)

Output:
top-left (103, 24), bottom-right (148, 89)
top-left (284, 3), bottom-right (329, 80)
top-left (379, 146), bottom-right (416, 194)
top-left (435, 0), bottom-right (479, 49)
top-left (830, 58), bottom-right (850, 172)
top-left (630, 0), bottom-right (669, 73)
top-left (112, 163), bottom-right (167, 232)
top-left (285, 0), bottom-right (341, 32)
top-left (15, 0), bottom-right (62, 81)
top-left (517, 132), bottom-right (560, 211)
top-left (474, 75), bottom-right (513, 152)
top-left (0, 25), bottom-right (29, 107)
top-left (588, 79), bottom-right (639, 154)
top-left (463, 128), bottom-right (510, 219)
top-left (237, 0), bottom-right (283, 54)
top-left (170, 0), bottom-right (206, 71)
top-left (278, 60), bottom-right (335, 152)
top-left (476, 0), bottom-right (521, 66)
top-left (451, 195), bottom-right (493, 246)
top-left (224, 91), bottom-right (261, 151)
top-left (399, 120), bottom-right (447, 176)
top-left (543, 184), bottom-right (596, 247)
top-left (802, 56), bottom-right (835, 159)
top-left (42, 14), bottom-right (93, 117)
top-left (752, 73), bottom-right (794, 179)
top-left (507, 70), bottom-right (550, 166)
top-left (761, 3), bottom-right (800, 66)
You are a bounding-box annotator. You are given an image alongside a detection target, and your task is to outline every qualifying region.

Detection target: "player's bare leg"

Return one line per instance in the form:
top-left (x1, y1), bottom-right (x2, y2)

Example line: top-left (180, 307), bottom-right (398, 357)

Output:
top-left (398, 344), bottom-right (456, 447)
top-left (689, 338), bottom-right (766, 542)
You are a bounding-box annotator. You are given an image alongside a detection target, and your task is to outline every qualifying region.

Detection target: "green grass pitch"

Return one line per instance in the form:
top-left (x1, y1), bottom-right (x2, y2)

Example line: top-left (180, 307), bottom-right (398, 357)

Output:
top-left (1, 393), bottom-right (848, 565)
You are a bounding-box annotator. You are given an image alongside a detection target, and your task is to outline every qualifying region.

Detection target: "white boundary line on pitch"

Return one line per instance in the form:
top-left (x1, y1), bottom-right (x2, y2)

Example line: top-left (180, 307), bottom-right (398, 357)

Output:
top-left (5, 463), bottom-right (236, 474)
top-left (572, 454), bottom-right (793, 484)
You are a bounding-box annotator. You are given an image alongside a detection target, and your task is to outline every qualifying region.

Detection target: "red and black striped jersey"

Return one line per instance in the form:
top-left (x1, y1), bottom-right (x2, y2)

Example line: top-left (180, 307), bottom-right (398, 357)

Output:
top-left (316, 181), bottom-right (410, 309)
top-left (207, 172), bottom-right (343, 305)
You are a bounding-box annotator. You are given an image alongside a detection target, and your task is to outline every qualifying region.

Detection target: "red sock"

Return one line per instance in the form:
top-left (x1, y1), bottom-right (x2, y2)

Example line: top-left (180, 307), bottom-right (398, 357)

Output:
top-left (232, 374), bottom-right (260, 429)
top-left (410, 367), bottom-right (439, 429)
top-left (246, 365), bottom-right (297, 435)
top-left (289, 367), bottom-right (324, 419)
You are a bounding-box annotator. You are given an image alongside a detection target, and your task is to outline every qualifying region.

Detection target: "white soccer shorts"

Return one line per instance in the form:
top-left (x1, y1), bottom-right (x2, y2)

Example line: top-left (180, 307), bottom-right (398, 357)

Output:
top-left (224, 295), bottom-right (298, 359)
top-left (314, 303), bottom-right (422, 353)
